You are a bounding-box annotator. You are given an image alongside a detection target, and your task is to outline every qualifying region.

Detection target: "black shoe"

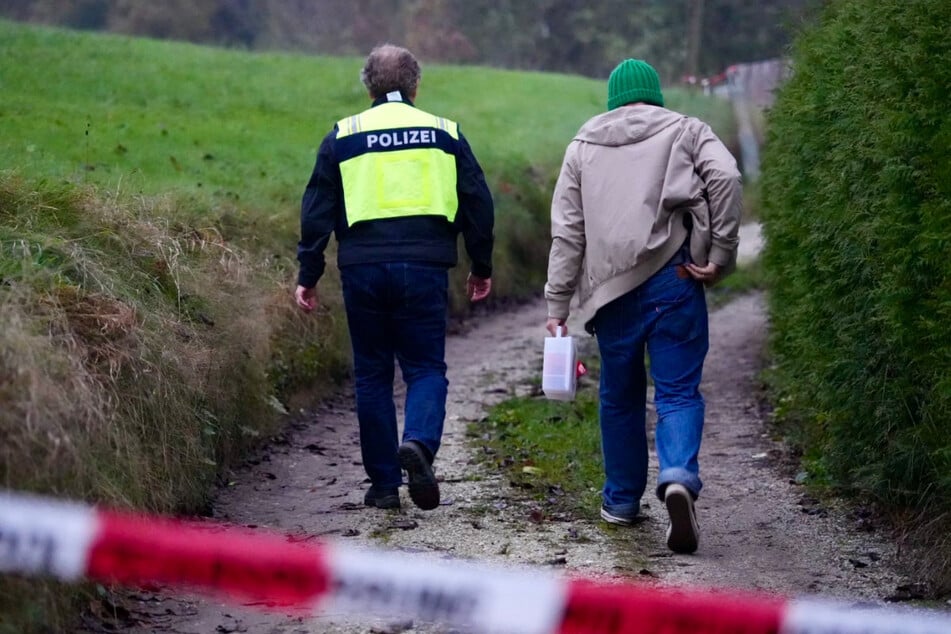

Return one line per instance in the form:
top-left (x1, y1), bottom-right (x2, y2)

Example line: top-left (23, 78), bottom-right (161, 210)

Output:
top-left (363, 485), bottom-right (400, 510)
top-left (398, 441), bottom-right (440, 510)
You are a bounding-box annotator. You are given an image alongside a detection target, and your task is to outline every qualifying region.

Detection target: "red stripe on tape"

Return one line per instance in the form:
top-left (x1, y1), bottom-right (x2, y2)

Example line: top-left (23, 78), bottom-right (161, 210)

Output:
top-left (6, 491), bottom-right (951, 634)
top-left (87, 511), bottom-right (330, 609)
top-left (560, 580), bottom-right (785, 634)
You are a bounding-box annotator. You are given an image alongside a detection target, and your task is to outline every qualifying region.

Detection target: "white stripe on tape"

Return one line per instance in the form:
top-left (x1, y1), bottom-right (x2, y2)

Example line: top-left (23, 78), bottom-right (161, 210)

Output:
top-left (0, 491), bottom-right (99, 581)
top-left (325, 545), bottom-right (566, 634)
top-left (784, 599), bottom-right (951, 634)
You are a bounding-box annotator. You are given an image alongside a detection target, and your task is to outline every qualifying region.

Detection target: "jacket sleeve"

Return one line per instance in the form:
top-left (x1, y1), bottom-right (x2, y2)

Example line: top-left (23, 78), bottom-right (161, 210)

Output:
top-left (454, 131), bottom-right (495, 279)
top-left (544, 142), bottom-right (585, 320)
top-left (297, 130), bottom-right (341, 288)
top-left (692, 121), bottom-right (742, 269)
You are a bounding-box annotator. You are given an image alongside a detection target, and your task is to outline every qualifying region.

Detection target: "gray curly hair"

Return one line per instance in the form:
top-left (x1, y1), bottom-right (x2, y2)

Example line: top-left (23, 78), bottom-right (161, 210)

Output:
top-left (360, 44), bottom-right (421, 98)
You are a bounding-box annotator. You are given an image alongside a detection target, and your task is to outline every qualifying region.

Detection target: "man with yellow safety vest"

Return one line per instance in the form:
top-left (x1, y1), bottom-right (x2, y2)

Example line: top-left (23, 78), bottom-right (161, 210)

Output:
top-left (295, 44), bottom-right (495, 512)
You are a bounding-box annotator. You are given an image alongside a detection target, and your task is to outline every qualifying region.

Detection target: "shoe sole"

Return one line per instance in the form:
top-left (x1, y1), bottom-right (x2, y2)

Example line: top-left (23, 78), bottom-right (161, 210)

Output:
top-left (665, 485), bottom-right (699, 554)
top-left (398, 443), bottom-right (440, 510)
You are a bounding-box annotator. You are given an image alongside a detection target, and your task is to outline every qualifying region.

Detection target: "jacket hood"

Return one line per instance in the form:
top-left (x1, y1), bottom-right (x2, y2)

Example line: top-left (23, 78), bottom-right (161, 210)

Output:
top-left (574, 104), bottom-right (684, 147)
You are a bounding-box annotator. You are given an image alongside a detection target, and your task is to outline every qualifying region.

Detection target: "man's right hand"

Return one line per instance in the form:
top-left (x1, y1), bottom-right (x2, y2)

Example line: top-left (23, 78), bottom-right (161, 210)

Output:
top-left (546, 317), bottom-right (566, 336)
top-left (684, 261), bottom-right (723, 286)
top-left (295, 285), bottom-right (318, 312)
top-left (467, 274), bottom-right (492, 302)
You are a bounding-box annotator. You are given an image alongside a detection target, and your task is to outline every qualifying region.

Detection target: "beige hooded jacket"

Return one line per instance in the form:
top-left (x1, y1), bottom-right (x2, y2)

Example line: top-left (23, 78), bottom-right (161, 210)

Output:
top-left (544, 104), bottom-right (742, 332)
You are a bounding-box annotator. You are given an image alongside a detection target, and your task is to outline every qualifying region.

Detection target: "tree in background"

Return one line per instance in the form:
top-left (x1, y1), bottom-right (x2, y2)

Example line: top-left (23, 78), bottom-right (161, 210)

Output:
top-left (108, 1), bottom-right (219, 42)
top-left (450, 0), bottom-right (686, 79)
top-left (685, 0), bottom-right (704, 79)
top-left (405, 0), bottom-right (476, 63)
top-left (700, 0), bottom-right (816, 73)
top-left (0, 0), bottom-right (816, 80)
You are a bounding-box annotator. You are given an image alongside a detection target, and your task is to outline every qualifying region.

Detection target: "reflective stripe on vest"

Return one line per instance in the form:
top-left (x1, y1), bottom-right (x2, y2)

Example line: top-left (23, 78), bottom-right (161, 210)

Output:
top-left (335, 102), bottom-right (459, 227)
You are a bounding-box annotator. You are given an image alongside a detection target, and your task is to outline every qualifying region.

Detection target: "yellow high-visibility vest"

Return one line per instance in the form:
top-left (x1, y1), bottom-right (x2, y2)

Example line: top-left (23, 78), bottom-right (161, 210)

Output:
top-left (336, 101), bottom-right (459, 227)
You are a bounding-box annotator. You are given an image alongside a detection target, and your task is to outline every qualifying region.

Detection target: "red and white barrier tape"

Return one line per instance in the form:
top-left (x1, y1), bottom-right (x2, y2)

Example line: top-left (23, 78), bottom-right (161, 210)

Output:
top-left (1, 491), bottom-right (949, 633)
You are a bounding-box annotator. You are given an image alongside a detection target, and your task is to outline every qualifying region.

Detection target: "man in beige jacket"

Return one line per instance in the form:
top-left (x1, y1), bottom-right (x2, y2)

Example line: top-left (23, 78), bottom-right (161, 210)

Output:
top-left (544, 59), bottom-right (741, 554)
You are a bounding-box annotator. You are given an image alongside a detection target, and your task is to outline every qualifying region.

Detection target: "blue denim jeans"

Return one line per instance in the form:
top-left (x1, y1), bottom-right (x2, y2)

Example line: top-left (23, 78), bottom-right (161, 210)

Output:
top-left (591, 255), bottom-right (709, 519)
top-left (340, 262), bottom-right (449, 490)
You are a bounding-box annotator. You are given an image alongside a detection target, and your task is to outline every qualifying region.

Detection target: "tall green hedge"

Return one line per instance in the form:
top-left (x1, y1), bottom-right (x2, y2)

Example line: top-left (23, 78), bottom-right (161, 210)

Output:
top-left (761, 0), bottom-right (951, 511)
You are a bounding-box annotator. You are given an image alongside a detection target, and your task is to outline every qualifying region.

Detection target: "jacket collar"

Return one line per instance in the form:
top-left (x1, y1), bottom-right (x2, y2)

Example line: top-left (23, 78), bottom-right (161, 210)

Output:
top-left (372, 92), bottom-right (415, 107)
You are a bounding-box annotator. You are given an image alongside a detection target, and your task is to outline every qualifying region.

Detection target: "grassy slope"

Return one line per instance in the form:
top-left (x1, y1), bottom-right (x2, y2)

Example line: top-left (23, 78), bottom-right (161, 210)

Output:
top-left (2, 23), bottom-right (354, 213)
top-left (0, 20), bottom-right (733, 250)
top-left (1, 22), bottom-right (597, 217)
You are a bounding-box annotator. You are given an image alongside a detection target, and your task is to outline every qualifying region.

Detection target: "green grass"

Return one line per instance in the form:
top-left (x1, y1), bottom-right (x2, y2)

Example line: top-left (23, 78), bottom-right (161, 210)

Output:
top-left (477, 384), bottom-right (604, 518)
top-left (0, 19), bottom-right (735, 265)
top-left (1, 23), bottom-right (351, 214)
top-left (0, 21), bottom-right (595, 232)
top-left (0, 20), bottom-right (733, 196)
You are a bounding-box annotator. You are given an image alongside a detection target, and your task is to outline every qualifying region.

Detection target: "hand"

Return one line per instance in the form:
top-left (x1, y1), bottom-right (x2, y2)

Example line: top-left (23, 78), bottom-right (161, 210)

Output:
top-left (546, 317), bottom-right (566, 336)
top-left (684, 261), bottom-right (722, 286)
top-left (467, 274), bottom-right (492, 302)
top-left (295, 285), bottom-right (318, 312)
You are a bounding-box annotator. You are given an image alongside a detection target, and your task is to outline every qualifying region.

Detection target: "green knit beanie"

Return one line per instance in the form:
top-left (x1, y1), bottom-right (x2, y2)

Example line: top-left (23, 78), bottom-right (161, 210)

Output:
top-left (607, 59), bottom-right (664, 110)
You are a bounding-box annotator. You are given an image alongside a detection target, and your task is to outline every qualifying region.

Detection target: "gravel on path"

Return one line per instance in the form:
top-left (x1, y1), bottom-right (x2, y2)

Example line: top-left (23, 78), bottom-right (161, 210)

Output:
top-left (104, 291), bottom-right (925, 634)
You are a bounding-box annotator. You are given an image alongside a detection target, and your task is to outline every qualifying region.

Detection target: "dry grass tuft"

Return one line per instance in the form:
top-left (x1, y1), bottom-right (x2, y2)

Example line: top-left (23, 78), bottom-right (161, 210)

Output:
top-left (0, 173), bottom-right (354, 630)
top-left (901, 509), bottom-right (951, 596)
top-left (49, 288), bottom-right (140, 377)
top-left (0, 289), bottom-right (111, 496)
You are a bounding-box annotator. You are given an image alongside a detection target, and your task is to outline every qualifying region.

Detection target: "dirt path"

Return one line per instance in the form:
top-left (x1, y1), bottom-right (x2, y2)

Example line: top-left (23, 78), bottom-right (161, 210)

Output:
top-left (106, 286), bottom-right (921, 634)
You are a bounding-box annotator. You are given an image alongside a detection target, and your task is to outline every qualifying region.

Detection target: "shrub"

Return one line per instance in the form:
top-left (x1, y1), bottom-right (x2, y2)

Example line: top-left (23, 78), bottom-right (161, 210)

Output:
top-left (760, 0), bottom-right (951, 586)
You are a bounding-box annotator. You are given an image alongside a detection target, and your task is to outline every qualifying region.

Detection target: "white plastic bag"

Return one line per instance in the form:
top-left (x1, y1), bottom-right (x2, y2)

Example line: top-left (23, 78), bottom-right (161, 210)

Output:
top-left (542, 326), bottom-right (576, 401)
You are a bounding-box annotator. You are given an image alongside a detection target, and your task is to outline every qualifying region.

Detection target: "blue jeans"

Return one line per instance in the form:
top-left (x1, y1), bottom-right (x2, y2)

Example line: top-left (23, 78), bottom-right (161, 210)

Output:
top-left (591, 255), bottom-right (709, 519)
top-left (340, 262), bottom-right (449, 490)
